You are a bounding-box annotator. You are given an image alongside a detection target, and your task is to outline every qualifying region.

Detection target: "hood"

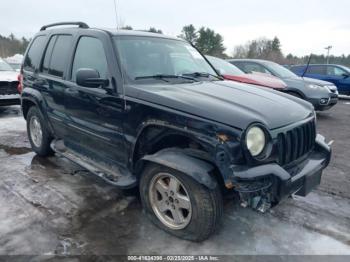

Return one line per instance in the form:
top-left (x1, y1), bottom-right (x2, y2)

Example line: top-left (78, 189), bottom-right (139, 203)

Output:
top-left (223, 73), bottom-right (286, 89)
top-left (0, 71), bottom-right (18, 82)
top-left (302, 77), bottom-right (334, 86)
top-left (127, 80), bottom-right (313, 130)
top-left (282, 75), bottom-right (334, 87)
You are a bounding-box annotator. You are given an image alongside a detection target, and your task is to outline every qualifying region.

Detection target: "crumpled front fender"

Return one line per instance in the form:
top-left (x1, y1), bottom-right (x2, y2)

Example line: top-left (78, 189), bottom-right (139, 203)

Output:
top-left (141, 148), bottom-right (218, 189)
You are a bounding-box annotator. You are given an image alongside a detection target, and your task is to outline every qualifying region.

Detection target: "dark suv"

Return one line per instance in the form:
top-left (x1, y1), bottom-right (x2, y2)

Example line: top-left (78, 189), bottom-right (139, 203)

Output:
top-left (20, 22), bottom-right (331, 241)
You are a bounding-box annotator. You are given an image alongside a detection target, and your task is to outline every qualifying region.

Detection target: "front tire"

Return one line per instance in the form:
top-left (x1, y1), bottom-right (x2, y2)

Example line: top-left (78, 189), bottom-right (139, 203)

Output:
top-left (26, 106), bottom-right (54, 157)
top-left (140, 163), bottom-right (223, 241)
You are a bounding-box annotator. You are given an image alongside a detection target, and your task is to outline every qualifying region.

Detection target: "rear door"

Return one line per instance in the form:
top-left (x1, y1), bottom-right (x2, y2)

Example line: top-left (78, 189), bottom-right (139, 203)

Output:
top-left (36, 34), bottom-right (74, 138)
top-left (22, 35), bottom-right (47, 101)
top-left (64, 33), bottom-right (127, 167)
top-left (304, 65), bottom-right (327, 81)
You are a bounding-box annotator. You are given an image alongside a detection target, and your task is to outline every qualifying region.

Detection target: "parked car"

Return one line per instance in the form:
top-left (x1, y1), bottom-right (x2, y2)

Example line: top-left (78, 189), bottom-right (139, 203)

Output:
top-left (7, 62), bottom-right (22, 72)
top-left (20, 22), bottom-right (331, 241)
top-left (5, 54), bottom-right (24, 72)
top-left (206, 55), bottom-right (286, 90)
top-left (228, 59), bottom-right (338, 111)
top-left (0, 58), bottom-right (20, 106)
top-left (290, 64), bottom-right (350, 96)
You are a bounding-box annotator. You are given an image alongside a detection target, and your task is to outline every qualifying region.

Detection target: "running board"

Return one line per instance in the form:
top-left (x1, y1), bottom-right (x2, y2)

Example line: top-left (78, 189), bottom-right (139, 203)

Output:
top-left (51, 140), bottom-right (137, 188)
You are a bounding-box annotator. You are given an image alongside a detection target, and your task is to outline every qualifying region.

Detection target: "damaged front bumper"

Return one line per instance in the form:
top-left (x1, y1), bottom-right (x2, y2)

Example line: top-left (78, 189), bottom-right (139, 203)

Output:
top-left (229, 134), bottom-right (331, 212)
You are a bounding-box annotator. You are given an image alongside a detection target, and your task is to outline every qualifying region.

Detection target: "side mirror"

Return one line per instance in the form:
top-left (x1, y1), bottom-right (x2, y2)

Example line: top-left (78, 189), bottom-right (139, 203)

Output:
top-left (76, 68), bottom-right (109, 88)
top-left (342, 73), bottom-right (349, 79)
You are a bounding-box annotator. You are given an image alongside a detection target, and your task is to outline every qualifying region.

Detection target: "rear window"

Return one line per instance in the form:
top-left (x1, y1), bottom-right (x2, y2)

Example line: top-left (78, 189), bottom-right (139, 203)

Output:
top-left (290, 66), bottom-right (303, 73)
top-left (307, 65), bottom-right (326, 75)
top-left (23, 36), bottom-right (47, 71)
top-left (42, 35), bottom-right (57, 74)
top-left (43, 35), bottom-right (73, 78)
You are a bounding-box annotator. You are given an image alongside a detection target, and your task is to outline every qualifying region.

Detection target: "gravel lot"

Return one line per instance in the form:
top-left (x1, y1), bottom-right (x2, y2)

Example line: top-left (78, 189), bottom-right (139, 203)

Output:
top-left (0, 99), bottom-right (349, 257)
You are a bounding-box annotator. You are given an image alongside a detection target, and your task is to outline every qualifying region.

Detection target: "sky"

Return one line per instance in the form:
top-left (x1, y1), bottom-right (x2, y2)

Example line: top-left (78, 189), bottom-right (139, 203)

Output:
top-left (1, 0), bottom-right (349, 57)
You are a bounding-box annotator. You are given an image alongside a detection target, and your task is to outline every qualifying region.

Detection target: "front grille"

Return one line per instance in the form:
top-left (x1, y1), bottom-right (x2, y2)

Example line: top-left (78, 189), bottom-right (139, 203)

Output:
top-left (277, 120), bottom-right (316, 166)
top-left (0, 81), bottom-right (19, 95)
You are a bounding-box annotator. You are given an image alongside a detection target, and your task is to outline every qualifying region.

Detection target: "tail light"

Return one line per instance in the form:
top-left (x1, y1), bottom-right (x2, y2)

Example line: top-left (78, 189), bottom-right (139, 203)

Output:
top-left (17, 73), bottom-right (23, 94)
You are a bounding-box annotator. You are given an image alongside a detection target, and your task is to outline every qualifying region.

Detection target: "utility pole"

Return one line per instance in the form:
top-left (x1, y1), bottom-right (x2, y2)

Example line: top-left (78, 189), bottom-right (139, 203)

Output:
top-left (324, 45), bottom-right (332, 64)
top-left (113, 0), bottom-right (119, 30)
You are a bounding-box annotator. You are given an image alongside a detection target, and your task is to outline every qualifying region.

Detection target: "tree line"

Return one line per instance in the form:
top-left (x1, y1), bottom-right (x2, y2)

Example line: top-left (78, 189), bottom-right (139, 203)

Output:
top-left (1, 26), bottom-right (349, 67)
top-left (231, 36), bottom-right (350, 66)
top-left (0, 34), bottom-right (30, 58)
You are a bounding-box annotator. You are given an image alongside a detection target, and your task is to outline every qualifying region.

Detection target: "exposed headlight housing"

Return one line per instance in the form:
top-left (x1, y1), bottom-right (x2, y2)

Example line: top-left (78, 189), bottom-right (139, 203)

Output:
top-left (246, 126), bottom-right (266, 157)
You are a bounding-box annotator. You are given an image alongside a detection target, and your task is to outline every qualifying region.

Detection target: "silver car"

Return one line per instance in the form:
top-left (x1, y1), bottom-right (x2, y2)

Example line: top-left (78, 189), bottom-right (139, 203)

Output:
top-left (0, 58), bottom-right (20, 106)
top-left (229, 59), bottom-right (338, 111)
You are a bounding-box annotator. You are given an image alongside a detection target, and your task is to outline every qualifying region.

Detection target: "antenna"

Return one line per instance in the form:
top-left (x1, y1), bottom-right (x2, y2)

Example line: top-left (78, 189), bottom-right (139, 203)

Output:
top-left (302, 54), bottom-right (312, 78)
top-left (113, 0), bottom-right (119, 30)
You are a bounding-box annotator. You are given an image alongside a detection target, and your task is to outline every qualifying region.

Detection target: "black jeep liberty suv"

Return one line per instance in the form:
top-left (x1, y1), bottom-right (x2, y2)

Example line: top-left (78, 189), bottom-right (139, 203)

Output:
top-left (20, 22), bottom-right (331, 241)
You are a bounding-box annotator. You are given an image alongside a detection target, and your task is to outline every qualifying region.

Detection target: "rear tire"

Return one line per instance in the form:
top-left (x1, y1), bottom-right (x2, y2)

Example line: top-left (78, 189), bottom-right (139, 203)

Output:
top-left (26, 106), bottom-right (54, 157)
top-left (140, 163), bottom-right (223, 241)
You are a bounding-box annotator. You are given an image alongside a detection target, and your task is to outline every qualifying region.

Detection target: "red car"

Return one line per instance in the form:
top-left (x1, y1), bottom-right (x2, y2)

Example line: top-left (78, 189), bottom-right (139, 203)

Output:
top-left (206, 55), bottom-right (286, 89)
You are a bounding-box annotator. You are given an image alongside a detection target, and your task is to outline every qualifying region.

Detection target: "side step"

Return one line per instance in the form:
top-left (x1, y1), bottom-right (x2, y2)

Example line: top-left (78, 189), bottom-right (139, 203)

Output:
top-left (51, 140), bottom-right (137, 188)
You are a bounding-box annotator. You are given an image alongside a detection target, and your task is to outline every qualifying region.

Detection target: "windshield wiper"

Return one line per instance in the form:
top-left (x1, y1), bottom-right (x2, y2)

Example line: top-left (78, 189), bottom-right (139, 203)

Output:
top-left (135, 74), bottom-right (198, 82)
top-left (183, 72), bottom-right (223, 80)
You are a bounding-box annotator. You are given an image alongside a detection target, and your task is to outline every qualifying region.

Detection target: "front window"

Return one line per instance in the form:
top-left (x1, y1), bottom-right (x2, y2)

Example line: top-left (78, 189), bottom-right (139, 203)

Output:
top-left (243, 62), bottom-right (272, 75)
top-left (263, 61), bottom-right (298, 78)
top-left (0, 59), bottom-right (14, 71)
top-left (71, 37), bottom-right (108, 81)
top-left (113, 36), bottom-right (218, 84)
top-left (327, 66), bottom-right (347, 76)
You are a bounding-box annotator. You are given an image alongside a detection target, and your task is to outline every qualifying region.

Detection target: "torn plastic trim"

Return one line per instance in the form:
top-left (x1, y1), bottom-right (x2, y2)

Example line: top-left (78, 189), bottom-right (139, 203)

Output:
top-left (230, 164), bottom-right (291, 181)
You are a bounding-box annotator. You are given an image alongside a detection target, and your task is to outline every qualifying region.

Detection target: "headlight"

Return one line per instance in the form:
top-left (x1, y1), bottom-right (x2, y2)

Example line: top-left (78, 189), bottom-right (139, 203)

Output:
top-left (246, 126), bottom-right (266, 157)
top-left (307, 84), bottom-right (329, 92)
top-left (325, 85), bottom-right (337, 92)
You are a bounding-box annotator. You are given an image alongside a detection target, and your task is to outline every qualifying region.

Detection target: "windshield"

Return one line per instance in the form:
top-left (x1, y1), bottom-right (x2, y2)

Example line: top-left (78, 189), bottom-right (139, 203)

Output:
top-left (113, 36), bottom-right (218, 83)
top-left (264, 61), bottom-right (297, 78)
top-left (206, 56), bottom-right (244, 76)
top-left (0, 59), bottom-right (15, 71)
top-left (9, 63), bottom-right (21, 70)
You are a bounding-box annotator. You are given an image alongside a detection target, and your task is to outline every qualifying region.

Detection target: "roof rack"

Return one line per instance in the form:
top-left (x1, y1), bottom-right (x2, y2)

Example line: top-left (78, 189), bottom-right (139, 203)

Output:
top-left (40, 22), bottom-right (89, 31)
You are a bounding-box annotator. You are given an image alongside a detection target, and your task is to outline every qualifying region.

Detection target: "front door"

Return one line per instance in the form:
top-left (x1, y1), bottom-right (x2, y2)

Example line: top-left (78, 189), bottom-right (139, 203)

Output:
top-left (325, 65), bottom-right (349, 93)
top-left (64, 35), bottom-right (127, 167)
